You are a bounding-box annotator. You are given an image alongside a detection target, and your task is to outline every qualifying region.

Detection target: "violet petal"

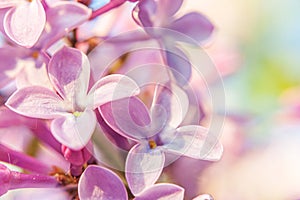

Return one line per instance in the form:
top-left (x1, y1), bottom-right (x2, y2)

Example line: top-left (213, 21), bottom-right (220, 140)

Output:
top-left (5, 86), bottom-right (66, 119)
top-left (163, 125), bottom-right (223, 161)
top-left (126, 144), bottom-right (165, 195)
top-left (99, 97), bottom-right (151, 140)
top-left (169, 12), bottom-right (214, 43)
top-left (134, 183), bottom-right (184, 200)
top-left (88, 74), bottom-right (140, 109)
top-left (151, 84), bottom-right (189, 129)
top-left (3, 0), bottom-right (46, 47)
top-left (165, 45), bottom-right (192, 86)
top-left (38, 1), bottom-right (91, 48)
top-left (78, 165), bottom-right (128, 200)
top-left (51, 110), bottom-right (97, 150)
top-left (48, 46), bottom-right (90, 110)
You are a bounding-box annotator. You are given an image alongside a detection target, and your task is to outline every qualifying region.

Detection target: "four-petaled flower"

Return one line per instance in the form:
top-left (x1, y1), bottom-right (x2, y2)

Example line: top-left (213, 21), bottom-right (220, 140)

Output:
top-left (100, 84), bottom-right (223, 194)
top-left (6, 46), bottom-right (140, 150)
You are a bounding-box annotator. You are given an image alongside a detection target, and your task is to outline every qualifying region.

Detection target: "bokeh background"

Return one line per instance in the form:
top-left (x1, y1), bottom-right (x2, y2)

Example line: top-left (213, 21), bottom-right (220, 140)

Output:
top-left (183, 0), bottom-right (300, 199)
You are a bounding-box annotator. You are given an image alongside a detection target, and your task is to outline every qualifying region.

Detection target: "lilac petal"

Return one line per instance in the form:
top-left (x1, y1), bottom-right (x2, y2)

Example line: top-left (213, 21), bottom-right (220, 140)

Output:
top-left (16, 63), bottom-right (53, 90)
top-left (5, 86), bottom-right (66, 119)
top-left (126, 144), bottom-right (165, 195)
top-left (151, 84), bottom-right (189, 129)
top-left (134, 183), bottom-right (184, 200)
top-left (165, 46), bottom-right (192, 86)
top-left (0, 47), bottom-right (29, 88)
top-left (156, 0), bottom-right (183, 18)
top-left (78, 165), bottom-right (128, 200)
top-left (38, 1), bottom-right (91, 48)
top-left (88, 74), bottom-right (140, 109)
top-left (163, 125), bottom-right (223, 161)
top-left (0, 1), bottom-right (19, 8)
top-left (133, 0), bottom-right (183, 27)
top-left (100, 97), bottom-right (151, 140)
top-left (133, 0), bottom-right (156, 27)
top-left (48, 46), bottom-right (90, 110)
top-left (169, 12), bottom-right (214, 43)
top-left (3, 0), bottom-right (46, 47)
top-left (51, 110), bottom-right (97, 150)
top-left (193, 194), bottom-right (214, 200)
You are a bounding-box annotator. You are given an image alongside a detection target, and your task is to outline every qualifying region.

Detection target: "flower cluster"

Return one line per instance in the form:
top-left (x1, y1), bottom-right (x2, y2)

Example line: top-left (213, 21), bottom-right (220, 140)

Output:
top-left (0, 0), bottom-right (223, 199)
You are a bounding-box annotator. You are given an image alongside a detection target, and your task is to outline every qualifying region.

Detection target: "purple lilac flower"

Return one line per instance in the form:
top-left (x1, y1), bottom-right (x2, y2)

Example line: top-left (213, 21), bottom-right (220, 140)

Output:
top-left (0, 1), bottom-right (91, 89)
top-left (100, 85), bottom-right (223, 195)
top-left (5, 46), bottom-right (140, 150)
top-left (132, 0), bottom-right (214, 85)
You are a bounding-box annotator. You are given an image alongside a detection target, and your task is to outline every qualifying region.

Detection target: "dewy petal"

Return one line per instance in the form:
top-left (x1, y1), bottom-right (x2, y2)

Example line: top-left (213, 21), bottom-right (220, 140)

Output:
top-left (134, 183), bottom-right (184, 200)
top-left (5, 86), bottom-right (66, 119)
top-left (51, 110), bottom-right (97, 150)
top-left (48, 46), bottom-right (90, 110)
top-left (99, 97), bottom-right (151, 140)
top-left (3, 0), bottom-right (46, 47)
top-left (165, 45), bottom-right (192, 86)
top-left (38, 1), bottom-right (91, 48)
top-left (151, 84), bottom-right (189, 129)
top-left (78, 165), bottom-right (128, 200)
top-left (163, 125), bottom-right (223, 161)
top-left (169, 12), bottom-right (214, 43)
top-left (88, 74), bottom-right (140, 109)
top-left (126, 144), bottom-right (165, 195)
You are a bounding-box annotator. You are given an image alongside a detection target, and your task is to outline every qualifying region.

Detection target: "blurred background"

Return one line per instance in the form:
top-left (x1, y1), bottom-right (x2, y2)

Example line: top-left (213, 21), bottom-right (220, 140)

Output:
top-left (182, 0), bottom-right (300, 199)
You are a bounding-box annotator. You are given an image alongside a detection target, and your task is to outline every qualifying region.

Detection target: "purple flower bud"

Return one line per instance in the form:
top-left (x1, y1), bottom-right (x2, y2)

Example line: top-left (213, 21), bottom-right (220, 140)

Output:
top-left (61, 145), bottom-right (91, 166)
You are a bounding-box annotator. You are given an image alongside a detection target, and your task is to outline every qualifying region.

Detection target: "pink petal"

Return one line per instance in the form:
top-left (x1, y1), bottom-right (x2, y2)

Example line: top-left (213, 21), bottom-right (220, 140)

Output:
top-left (99, 97), bottom-right (151, 141)
top-left (38, 1), bottom-right (91, 48)
top-left (5, 86), bottom-right (66, 119)
top-left (156, 0), bottom-right (183, 18)
top-left (126, 144), bottom-right (165, 195)
top-left (135, 183), bottom-right (184, 200)
top-left (0, 1), bottom-right (19, 8)
top-left (48, 46), bottom-right (90, 110)
top-left (3, 0), bottom-right (46, 47)
top-left (193, 194), bottom-right (213, 200)
top-left (151, 84), bottom-right (189, 129)
top-left (0, 47), bottom-right (30, 88)
top-left (163, 125), bottom-right (223, 161)
top-left (169, 12), bottom-right (214, 43)
top-left (165, 46), bottom-right (192, 86)
top-left (51, 109), bottom-right (97, 150)
top-left (16, 63), bottom-right (53, 90)
top-left (88, 74), bottom-right (140, 109)
top-left (133, 0), bottom-right (183, 27)
top-left (133, 0), bottom-right (156, 27)
top-left (78, 165), bottom-right (128, 200)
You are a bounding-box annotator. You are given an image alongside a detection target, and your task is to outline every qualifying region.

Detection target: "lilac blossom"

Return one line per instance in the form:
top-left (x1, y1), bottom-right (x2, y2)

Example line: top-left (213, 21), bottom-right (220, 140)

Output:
top-left (5, 46), bottom-right (140, 150)
top-left (132, 0), bottom-right (214, 85)
top-left (100, 85), bottom-right (223, 195)
top-left (132, 0), bottom-right (214, 43)
top-left (0, 1), bottom-right (91, 89)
